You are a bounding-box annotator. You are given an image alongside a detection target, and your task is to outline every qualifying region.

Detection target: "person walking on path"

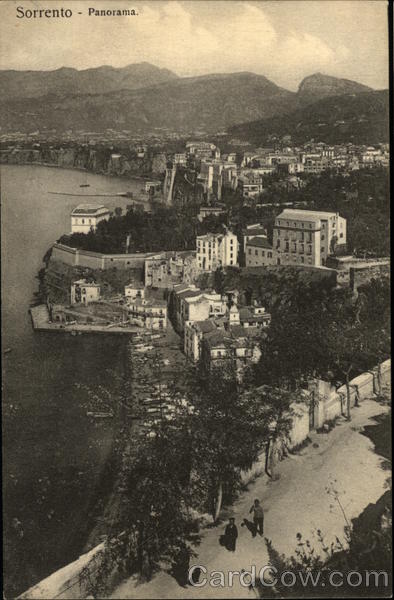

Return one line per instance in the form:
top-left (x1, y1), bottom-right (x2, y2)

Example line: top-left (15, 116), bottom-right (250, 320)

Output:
top-left (224, 517), bottom-right (238, 552)
top-left (249, 499), bottom-right (264, 536)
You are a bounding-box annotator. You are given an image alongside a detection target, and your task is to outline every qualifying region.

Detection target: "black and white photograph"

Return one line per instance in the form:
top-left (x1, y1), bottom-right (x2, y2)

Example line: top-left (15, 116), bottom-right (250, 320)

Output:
top-left (0, 0), bottom-right (391, 597)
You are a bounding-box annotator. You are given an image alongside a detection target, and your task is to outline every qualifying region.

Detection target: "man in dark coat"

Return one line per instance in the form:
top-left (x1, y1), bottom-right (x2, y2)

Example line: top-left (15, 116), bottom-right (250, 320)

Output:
top-left (224, 517), bottom-right (238, 552)
top-left (249, 499), bottom-right (264, 536)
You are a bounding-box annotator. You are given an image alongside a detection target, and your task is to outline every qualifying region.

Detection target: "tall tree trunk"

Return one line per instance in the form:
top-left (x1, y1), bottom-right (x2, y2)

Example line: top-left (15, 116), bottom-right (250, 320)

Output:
top-left (345, 374), bottom-right (351, 421)
top-left (377, 362), bottom-right (382, 395)
top-left (213, 481), bottom-right (223, 522)
top-left (265, 439), bottom-right (272, 478)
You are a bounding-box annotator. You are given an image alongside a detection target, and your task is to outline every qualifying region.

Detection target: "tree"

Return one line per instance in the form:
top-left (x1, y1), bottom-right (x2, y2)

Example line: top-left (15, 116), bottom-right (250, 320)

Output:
top-left (189, 366), bottom-right (283, 521)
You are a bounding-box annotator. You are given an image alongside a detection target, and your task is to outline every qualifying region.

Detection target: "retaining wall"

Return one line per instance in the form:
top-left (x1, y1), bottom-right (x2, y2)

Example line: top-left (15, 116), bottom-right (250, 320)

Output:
top-left (52, 243), bottom-right (160, 270)
top-left (288, 401), bottom-right (310, 448)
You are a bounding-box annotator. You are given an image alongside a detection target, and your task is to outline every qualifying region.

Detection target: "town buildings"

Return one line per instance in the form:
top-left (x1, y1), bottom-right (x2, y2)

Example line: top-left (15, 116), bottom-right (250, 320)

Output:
top-left (70, 279), bottom-right (100, 305)
top-left (144, 251), bottom-right (197, 289)
top-left (70, 204), bottom-right (110, 234)
top-left (127, 298), bottom-right (167, 330)
top-left (183, 299), bottom-right (271, 372)
top-left (245, 237), bottom-right (275, 267)
top-left (237, 172), bottom-right (264, 198)
top-left (273, 209), bottom-right (347, 267)
top-left (197, 230), bottom-right (238, 271)
top-left (124, 282), bottom-right (145, 300)
top-left (242, 223), bottom-right (268, 251)
top-left (197, 205), bottom-right (227, 222)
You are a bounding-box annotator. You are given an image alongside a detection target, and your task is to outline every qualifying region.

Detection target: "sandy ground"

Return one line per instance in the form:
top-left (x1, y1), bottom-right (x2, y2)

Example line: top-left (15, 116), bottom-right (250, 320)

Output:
top-left (111, 398), bottom-right (390, 599)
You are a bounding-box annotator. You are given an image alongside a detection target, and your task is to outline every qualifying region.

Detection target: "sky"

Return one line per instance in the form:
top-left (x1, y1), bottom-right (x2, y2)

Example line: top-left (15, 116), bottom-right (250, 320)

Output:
top-left (0, 0), bottom-right (389, 90)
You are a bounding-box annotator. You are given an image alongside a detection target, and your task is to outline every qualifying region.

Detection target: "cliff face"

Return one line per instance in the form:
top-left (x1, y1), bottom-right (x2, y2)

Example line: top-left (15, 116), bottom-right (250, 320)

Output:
top-left (0, 144), bottom-right (168, 178)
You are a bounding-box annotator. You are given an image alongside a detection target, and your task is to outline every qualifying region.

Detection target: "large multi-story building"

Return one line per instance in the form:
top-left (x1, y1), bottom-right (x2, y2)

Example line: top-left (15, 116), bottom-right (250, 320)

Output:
top-left (273, 209), bottom-right (347, 267)
top-left (196, 230), bottom-right (238, 271)
top-left (70, 204), bottom-right (110, 234)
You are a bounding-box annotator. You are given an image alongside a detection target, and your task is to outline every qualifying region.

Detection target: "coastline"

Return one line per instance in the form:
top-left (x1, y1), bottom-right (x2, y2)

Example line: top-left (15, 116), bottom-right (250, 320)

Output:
top-left (0, 160), bottom-right (158, 182)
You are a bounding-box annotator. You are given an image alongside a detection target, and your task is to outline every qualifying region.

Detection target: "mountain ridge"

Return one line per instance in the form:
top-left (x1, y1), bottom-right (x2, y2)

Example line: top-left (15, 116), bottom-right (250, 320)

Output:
top-left (0, 64), bottom-right (384, 138)
top-left (228, 89), bottom-right (389, 145)
top-left (0, 62), bottom-right (179, 101)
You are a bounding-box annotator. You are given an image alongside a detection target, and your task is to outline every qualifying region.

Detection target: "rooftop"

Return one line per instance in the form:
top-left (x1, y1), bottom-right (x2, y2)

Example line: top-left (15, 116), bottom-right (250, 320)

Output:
top-left (246, 237), bottom-right (272, 250)
top-left (193, 320), bottom-right (217, 334)
top-left (71, 204), bottom-right (109, 216)
top-left (277, 209), bottom-right (340, 222)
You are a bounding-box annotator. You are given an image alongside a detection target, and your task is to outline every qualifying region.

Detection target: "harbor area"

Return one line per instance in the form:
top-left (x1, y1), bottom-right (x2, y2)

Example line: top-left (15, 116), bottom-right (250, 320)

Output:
top-left (30, 304), bottom-right (142, 335)
top-left (34, 258), bottom-right (169, 336)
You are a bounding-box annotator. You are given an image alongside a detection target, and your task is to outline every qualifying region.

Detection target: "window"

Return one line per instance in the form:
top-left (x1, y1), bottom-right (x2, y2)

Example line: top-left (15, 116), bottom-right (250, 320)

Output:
top-left (82, 219), bottom-right (85, 224)
top-left (301, 256), bottom-right (304, 263)
top-left (340, 233), bottom-right (344, 238)
top-left (321, 247), bottom-right (325, 254)
top-left (255, 250), bottom-right (258, 255)
top-left (248, 249), bottom-right (252, 255)
top-left (262, 251), bottom-right (265, 257)
top-left (321, 234), bottom-right (325, 241)
top-left (268, 252), bottom-right (272, 258)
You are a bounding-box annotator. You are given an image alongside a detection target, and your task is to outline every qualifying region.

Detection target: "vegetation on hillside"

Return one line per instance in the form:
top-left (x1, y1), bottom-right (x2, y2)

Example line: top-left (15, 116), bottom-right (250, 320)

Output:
top-left (229, 90), bottom-right (389, 145)
top-left (58, 168), bottom-right (389, 259)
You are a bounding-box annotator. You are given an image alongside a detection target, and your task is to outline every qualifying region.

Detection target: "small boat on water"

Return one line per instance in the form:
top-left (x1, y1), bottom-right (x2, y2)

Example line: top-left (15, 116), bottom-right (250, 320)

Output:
top-left (80, 184), bottom-right (90, 188)
top-left (117, 191), bottom-right (134, 198)
top-left (86, 411), bottom-right (114, 419)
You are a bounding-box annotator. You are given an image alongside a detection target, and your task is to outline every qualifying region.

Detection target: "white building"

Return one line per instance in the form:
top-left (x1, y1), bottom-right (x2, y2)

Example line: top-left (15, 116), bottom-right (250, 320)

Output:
top-left (196, 230), bottom-right (238, 271)
top-left (71, 280), bottom-right (100, 305)
top-left (127, 299), bottom-right (167, 330)
top-left (71, 204), bottom-right (110, 234)
top-left (273, 209), bottom-right (347, 267)
top-left (184, 319), bottom-right (217, 362)
top-left (124, 282), bottom-right (145, 301)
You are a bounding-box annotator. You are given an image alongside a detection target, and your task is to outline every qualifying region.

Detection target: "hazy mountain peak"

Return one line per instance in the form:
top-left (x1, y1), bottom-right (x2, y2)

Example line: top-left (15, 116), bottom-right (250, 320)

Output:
top-left (298, 73), bottom-right (373, 99)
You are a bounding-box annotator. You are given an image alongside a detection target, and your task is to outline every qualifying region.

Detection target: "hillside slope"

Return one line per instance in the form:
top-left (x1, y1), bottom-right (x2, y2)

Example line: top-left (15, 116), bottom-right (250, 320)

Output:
top-left (228, 90), bottom-right (389, 145)
top-left (0, 72), bottom-right (296, 134)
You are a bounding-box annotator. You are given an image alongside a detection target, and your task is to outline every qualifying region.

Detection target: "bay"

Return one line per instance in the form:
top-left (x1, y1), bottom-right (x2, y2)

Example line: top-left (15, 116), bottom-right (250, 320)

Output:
top-left (1, 165), bottom-right (139, 596)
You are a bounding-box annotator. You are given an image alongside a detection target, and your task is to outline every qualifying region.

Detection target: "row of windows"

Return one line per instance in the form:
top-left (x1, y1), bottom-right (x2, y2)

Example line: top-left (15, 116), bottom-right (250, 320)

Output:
top-left (73, 218), bottom-right (93, 225)
top-left (276, 231), bottom-right (314, 242)
top-left (247, 249), bottom-right (273, 258)
top-left (277, 221), bottom-right (313, 229)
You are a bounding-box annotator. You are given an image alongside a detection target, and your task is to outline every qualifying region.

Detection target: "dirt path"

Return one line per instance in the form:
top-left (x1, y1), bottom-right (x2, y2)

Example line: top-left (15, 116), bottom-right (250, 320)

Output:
top-left (111, 399), bottom-right (389, 599)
